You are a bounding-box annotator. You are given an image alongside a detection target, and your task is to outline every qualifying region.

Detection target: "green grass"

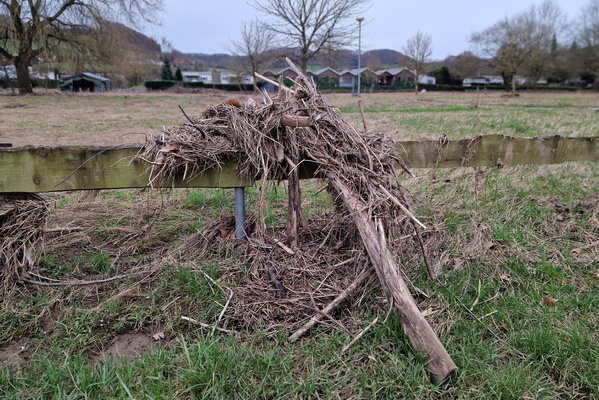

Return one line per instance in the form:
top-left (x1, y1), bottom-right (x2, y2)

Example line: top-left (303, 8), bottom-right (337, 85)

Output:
top-left (1, 93), bottom-right (598, 399)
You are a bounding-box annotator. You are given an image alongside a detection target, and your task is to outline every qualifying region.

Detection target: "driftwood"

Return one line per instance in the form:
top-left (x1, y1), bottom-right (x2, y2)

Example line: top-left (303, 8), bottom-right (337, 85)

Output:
top-left (327, 173), bottom-right (457, 383)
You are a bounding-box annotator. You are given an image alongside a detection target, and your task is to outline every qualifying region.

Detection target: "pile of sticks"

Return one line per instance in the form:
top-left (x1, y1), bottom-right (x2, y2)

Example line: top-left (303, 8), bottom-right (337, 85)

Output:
top-left (143, 59), bottom-right (456, 383)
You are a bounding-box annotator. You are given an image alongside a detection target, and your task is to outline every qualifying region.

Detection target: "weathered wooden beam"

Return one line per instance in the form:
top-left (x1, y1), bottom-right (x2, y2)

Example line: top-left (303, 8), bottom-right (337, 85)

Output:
top-left (0, 135), bottom-right (596, 193)
top-left (397, 134), bottom-right (598, 168)
top-left (0, 145), bottom-right (253, 193)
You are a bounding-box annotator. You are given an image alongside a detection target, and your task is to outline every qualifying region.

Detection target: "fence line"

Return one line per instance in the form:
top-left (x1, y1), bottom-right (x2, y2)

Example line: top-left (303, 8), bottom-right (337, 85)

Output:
top-left (1, 135), bottom-right (596, 193)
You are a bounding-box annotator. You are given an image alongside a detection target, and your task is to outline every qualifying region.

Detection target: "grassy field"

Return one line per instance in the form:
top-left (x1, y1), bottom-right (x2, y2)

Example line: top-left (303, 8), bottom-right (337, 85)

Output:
top-left (0, 89), bottom-right (598, 399)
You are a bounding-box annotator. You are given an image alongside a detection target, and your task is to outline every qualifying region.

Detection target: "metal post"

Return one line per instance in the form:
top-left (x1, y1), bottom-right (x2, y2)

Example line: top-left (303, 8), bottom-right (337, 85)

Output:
top-left (356, 17), bottom-right (364, 97)
top-left (234, 187), bottom-right (246, 239)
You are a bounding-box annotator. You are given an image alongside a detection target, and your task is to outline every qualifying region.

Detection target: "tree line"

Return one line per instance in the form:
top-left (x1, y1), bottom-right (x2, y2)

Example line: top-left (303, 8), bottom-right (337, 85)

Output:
top-left (1, 0), bottom-right (598, 95)
top-left (229, 0), bottom-right (599, 92)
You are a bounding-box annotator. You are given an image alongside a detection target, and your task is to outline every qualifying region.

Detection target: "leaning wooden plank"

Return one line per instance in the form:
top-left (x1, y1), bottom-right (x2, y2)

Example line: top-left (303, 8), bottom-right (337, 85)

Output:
top-left (0, 145), bottom-right (253, 193)
top-left (396, 134), bottom-right (598, 168)
top-left (327, 173), bottom-right (457, 384)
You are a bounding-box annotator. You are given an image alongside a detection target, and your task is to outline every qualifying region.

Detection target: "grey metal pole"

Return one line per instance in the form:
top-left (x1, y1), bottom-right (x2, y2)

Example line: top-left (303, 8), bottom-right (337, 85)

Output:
top-left (234, 187), bottom-right (246, 239)
top-left (356, 17), bottom-right (364, 97)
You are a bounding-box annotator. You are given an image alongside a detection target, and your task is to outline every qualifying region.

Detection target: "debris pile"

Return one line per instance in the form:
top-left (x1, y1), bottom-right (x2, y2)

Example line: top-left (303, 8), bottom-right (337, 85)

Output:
top-left (142, 59), bottom-right (456, 382)
top-left (0, 193), bottom-right (49, 290)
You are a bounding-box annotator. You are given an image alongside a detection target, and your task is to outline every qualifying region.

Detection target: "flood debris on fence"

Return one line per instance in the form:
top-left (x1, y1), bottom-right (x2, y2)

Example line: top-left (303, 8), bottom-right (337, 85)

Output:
top-left (141, 59), bottom-right (457, 383)
top-left (0, 194), bottom-right (49, 290)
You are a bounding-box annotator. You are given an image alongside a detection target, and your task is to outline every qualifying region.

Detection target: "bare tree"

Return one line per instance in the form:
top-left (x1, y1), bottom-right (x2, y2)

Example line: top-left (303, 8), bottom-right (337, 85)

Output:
top-left (230, 19), bottom-right (278, 92)
top-left (470, 0), bottom-right (564, 92)
top-left (252, 0), bottom-right (370, 72)
top-left (523, 1), bottom-right (565, 88)
top-left (578, 0), bottom-right (599, 90)
top-left (402, 31), bottom-right (433, 93)
top-left (0, 0), bottom-right (163, 94)
top-left (470, 15), bottom-right (532, 92)
top-left (446, 51), bottom-right (490, 82)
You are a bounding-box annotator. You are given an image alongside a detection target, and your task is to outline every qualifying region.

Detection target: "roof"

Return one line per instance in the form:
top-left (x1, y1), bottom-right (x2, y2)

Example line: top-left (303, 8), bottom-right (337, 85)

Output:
top-left (60, 73), bottom-right (110, 89)
top-left (60, 72), bottom-right (110, 84)
top-left (311, 67), bottom-right (340, 77)
top-left (375, 68), bottom-right (414, 75)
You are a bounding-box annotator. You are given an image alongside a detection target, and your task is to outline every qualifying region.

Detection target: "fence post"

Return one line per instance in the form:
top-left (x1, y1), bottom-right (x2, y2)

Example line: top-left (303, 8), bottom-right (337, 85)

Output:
top-left (234, 187), bottom-right (246, 239)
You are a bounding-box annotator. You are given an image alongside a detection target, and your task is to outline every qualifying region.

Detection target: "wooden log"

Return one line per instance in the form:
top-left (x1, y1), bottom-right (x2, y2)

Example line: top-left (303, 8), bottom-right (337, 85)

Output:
top-left (327, 173), bottom-right (457, 383)
top-left (280, 114), bottom-right (311, 128)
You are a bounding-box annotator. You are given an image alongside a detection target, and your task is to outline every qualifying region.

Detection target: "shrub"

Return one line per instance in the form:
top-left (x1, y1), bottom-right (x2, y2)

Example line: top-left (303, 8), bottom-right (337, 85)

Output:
top-left (144, 80), bottom-right (177, 90)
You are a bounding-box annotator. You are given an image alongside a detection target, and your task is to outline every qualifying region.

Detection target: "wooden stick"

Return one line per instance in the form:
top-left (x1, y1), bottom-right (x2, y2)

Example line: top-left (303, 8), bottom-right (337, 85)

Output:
top-left (375, 182), bottom-right (427, 229)
top-left (289, 266), bottom-right (374, 341)
top-left (358, 100), bottom-right (368, 132)
top-left (327, 173), bottom-right (457, 383)
top-left (178, 105), bottom-right (205, 138)
top-left (254, 73), bottom-right (293, 93)
top-left (280, 114), bottom-right (311, 128)
top-left (273, 238), bottom-right (295, 255)
top-left (44, 226), bottom-right (85, 233)
top-left (267, 266), bottom-right (286, 299)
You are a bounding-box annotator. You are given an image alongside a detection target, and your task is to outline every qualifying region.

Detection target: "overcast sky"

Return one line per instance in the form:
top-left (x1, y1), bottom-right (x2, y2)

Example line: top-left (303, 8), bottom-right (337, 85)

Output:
top-left (143, 0), bottom-right (589, 60)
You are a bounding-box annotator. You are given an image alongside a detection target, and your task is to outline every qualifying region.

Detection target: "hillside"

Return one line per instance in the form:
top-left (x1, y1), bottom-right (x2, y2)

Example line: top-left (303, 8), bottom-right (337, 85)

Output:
top-left (170, 48), bottom-right (409, 72)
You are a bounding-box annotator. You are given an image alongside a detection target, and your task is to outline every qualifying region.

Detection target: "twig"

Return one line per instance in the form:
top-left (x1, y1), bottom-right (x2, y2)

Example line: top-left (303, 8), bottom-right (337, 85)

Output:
top-left (267, 266), bottom-right (286, 299)
top-left (196, 266), bottom-right (233, 337)
top-left (470, 280), bottom-right (482, 311)
top-left (44, 226), bottom-right (85, 233)
top-left (178, 105), bottom-right (205, 139)
top-left (375, 182), bottom-right (427, 229)
top-left (18, 271), bottom-right (146, 287)
top-left (51, 145), bottom-right (127, 190)
top-left (273, 238), bottom-right (295, 255)
top-left (181, 316), bottom-right (245, 337)
top-left (289, 265), bottom-right (374, 341)
top-left (413, 223), bottom-right (435, 280)
top-left (341, 316), bottom-right (379, 354)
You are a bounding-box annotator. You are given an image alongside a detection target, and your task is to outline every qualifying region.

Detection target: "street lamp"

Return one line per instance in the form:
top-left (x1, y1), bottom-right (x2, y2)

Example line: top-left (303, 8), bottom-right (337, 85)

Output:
top-left (356, 17), bottom-right (364, 97)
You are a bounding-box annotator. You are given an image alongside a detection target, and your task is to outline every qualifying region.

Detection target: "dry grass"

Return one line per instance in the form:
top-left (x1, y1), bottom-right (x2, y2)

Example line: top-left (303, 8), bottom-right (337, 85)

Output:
top-left (2, 89), bottom-right (597, 147)
top-left (0, 194), bottom-right (49, 289)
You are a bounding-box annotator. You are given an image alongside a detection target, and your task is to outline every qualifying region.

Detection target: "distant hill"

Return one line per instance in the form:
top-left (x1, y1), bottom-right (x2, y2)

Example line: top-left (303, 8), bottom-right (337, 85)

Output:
top-left (169, 48), bottom-right (410, 72)
top-left (361, 49), bottom-right (408, 69)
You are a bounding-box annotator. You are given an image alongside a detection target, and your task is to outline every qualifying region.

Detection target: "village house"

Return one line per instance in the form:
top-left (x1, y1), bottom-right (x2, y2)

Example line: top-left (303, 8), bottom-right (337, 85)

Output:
top-left (337, 67), bottom-right (378, 88)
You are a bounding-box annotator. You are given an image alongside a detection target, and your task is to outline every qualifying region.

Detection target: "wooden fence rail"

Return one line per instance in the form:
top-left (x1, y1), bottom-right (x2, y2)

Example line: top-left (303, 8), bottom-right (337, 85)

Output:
top-left (0, 135), bottom-right (596, 193)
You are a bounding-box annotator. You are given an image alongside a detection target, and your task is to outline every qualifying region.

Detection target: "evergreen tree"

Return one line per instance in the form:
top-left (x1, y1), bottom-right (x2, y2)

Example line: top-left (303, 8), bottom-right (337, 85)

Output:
top-left (175, 67), bottom-right (183, 81)
top-left (160, 55), bottom-right (174, 81)
top-left (429, 66), bottom-right (451, 84)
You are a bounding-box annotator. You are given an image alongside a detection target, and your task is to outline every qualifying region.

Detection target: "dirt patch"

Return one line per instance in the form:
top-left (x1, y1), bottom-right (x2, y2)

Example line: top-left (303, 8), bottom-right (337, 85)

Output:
top-left (89, 333), bottom-right (156, 362)
top-left (0, 341), bottom-right (32, 366)
top-left (2, 103), bottom-right (28, 109)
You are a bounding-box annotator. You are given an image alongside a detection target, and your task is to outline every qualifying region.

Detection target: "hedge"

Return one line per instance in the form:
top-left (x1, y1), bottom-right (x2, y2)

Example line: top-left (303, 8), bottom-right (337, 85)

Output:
top-left (144, 80), bottom-right (177, 90)
top-left (0, 79), bottom-right (59, 89)
top-left (144, 80), bottom-right (255, 91)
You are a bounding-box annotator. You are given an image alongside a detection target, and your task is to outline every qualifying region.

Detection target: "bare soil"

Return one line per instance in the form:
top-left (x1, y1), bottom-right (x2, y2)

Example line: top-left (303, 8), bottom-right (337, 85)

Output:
top-left (89, 333), bottom-right (158, 362)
